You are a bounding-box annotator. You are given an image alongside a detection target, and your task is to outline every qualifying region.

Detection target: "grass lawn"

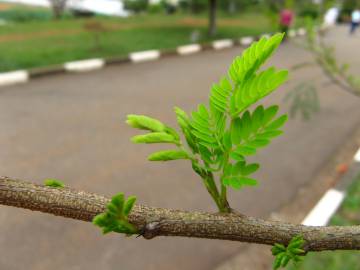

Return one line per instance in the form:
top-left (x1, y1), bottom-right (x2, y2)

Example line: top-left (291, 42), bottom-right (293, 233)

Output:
top-left (0, 5), bottom-right (275, 72)
top-left (287, 173), bottom-right (360, 270)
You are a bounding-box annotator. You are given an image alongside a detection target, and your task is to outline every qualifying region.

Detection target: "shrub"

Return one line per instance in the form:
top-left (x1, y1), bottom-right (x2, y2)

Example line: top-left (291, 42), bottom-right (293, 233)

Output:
top-left (0, 7), bottom-right (52, 22)
top-left (124, 0), bottom-right (149, 13)
top-left (297, 2), bottom-right (319, 19)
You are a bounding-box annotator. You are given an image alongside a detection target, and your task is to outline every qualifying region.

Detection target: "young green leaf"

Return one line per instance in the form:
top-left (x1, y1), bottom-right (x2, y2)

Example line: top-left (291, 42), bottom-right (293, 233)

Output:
top-left (209, 77), bottom-right (232, 113)
top-left (234, 68), bottom-right (288, 115)
top-left (231, 117), bottom-right (242, 145)
top-left (123, 196), bottom-right (137, 216)
top-left (189, 104), bottom-right (219, 149)
top-left (148, 150), bottom-right (189, 161)
top-left (223, 176), bottom-right (258, 189)
top-left (126, 115), bottom-right (166, 132)
top-left (263, 105), bottom-right (279, 124)
top-left (234, 145), bottom-right (257, 156)
top-left (272, 235), bottom-right (306, 270)
top-left (267, 115), bottom-right (288, 130)
top-left (44, 179), bottom-right (64, 188)
top-left (174, 106), bottom-right (199, 153)
top-left (240, 163), bottom-right (260, 176)
top-left (93, 193), bottom-right (138, 235)
top-left (229, 151), bottom-right (245, 161)
top-left (228, 33), bottom-right (285, 85)
top-left (131, 132), bottom-right (177, 144)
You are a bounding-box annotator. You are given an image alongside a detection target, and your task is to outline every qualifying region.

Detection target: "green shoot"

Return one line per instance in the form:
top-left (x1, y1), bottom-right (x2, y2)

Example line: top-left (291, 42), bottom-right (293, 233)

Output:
top-left (44, 179), bottom-right (65, 188)
top-left (126, 33), bottom-right (289, 213)
top-left (93, 193), bottom-right (138, 235)
top-left (272, 235), bottom-right (306, 269)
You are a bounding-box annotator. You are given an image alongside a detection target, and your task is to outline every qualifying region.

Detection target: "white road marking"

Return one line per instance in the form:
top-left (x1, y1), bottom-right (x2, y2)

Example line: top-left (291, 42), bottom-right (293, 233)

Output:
top-left (0, 70), bottom-right (29, 87)
top-left (302, 189), bottom-right (345, 226)
top-left (354, 147), bottom-right (360, 162)
top-left (297, 28), bottom-right (307, 36)
top-left (212, 39), bottom-right (234, 50)
top-left (288, 29), bottom-right (297, 37)
top-left (177, 44), bottom-right (202, 55)
top-left (64, 59), bottom-right (105, 72)
top-left (239, 36), bottom-right (254, 46)
top-left (261, 33), bottom-right (271, 39)
top-left (129, 50), bottom-right (161, 63)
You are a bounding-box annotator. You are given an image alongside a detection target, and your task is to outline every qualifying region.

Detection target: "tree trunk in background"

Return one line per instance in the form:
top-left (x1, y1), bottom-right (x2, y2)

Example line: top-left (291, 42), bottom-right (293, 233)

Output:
top-left (208, 0), bottom-right (217, 37)
top-left (49, 0), bottom-right (67, 19)
top-left (228, 0), bottom-right (236, 14)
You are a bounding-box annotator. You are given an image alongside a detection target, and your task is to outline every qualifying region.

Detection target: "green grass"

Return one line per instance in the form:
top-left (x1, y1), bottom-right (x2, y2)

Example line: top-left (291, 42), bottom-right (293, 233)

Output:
top-left (0, 6), bottom-right (275, 72)
top-left (287, 173), bottom-right (360, 270)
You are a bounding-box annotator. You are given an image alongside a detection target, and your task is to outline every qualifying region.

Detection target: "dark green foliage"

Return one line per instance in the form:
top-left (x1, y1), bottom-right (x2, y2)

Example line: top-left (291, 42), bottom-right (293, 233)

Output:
top-left (93, 193), bottom-right (138, 235)
top-left (44, 179), bottom-right (65, 188)
top-left (297, 2), bottom-right (319, 19)
top-left (127, 33), bottom-right (288, 212)
top-left (0, 7), bottom-right (52, 22)
top-left (272, 235), bottom-right (305, 269)
top-left (188, 0), bottom-right (208, 13)
top-left (341, 0), bottom-right (360, 18)
top-left (219, 0), bottom-right (259, 13)
top-left (124, 0), bottom-right (149, 13)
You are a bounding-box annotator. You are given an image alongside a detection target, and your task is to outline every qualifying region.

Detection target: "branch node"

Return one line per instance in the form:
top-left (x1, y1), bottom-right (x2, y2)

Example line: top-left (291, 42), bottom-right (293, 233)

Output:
top-left (141, 221), bottom-right (162, 240)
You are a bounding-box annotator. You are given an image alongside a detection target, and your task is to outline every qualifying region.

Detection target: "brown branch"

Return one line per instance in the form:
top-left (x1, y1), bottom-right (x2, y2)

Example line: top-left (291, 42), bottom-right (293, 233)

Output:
top-left (1, 176), bottom-right (360, 252)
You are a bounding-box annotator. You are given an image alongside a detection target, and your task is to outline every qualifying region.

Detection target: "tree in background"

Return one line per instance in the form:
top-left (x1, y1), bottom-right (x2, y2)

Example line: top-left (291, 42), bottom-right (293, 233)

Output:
top-left (208, 0), bottom-right (217, 36)
top-left (186, 0), bottom-right (207, 13)
top-left (48, 0), bottom-right (67, 19)
top-left (183, 0), bottom-right (218, 37)
top-left (124, 0), bottom-right (149, 13)
top-left (341, 0), bottom-right (360, 20)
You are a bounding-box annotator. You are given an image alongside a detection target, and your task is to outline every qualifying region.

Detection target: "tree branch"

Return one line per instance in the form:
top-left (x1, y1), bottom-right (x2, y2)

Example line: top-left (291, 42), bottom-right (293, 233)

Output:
top-left (1, 176), bottom-right (360, 252)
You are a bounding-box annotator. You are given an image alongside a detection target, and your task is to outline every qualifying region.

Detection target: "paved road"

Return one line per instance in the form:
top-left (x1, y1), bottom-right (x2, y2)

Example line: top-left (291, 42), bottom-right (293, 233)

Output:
top-left (1, 26), bottom-right (360, 270)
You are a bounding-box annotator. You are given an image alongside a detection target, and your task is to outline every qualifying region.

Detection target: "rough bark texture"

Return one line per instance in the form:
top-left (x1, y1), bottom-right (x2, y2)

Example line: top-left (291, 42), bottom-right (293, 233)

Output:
top-left (1, 176), bottom-right (360, 252)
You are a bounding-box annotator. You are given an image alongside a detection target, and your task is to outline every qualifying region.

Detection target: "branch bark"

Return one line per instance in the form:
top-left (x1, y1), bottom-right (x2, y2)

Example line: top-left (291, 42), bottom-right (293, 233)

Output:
top-left (1, 176), bottom-right (360, 252)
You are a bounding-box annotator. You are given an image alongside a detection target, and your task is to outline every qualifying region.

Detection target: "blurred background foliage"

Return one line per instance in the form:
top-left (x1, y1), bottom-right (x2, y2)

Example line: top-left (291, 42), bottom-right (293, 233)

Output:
top-left (0, 0), bottom-right (358, 72)
top-left (1, 0), bottom-right (355, 24)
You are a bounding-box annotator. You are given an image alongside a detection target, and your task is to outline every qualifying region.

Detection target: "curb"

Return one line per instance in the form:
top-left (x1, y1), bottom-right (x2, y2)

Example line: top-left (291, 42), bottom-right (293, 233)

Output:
top-left (302, 146), bottom-right (360, 226)
top-left (0, 28), bottom-right (306, 88)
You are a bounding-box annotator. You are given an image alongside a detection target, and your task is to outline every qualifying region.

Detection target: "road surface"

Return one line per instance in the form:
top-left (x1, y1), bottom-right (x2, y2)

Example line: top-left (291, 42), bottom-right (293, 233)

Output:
top-left (0, 26), bottom-right (360, 270)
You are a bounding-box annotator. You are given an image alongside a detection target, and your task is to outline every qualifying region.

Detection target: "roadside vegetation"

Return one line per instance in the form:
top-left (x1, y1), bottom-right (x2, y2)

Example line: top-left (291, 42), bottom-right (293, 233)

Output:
top-left (0, 4), bottom-right (274, 72)
top-left (288, 173), bottom-right (360, 270)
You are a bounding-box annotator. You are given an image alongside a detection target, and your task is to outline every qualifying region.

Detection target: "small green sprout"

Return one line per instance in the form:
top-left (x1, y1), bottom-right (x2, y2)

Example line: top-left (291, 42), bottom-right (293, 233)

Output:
top-left (93, 193), bottom-right (138, 235)
top-left (44, 179), bottom-right (65, 188)
top-left (272, 235), bottom-right (305, 269)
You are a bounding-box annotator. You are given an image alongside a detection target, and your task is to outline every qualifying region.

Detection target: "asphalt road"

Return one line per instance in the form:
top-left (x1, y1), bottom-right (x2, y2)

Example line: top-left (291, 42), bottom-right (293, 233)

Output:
top-left (1, 26), bottom-right (360, 270)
